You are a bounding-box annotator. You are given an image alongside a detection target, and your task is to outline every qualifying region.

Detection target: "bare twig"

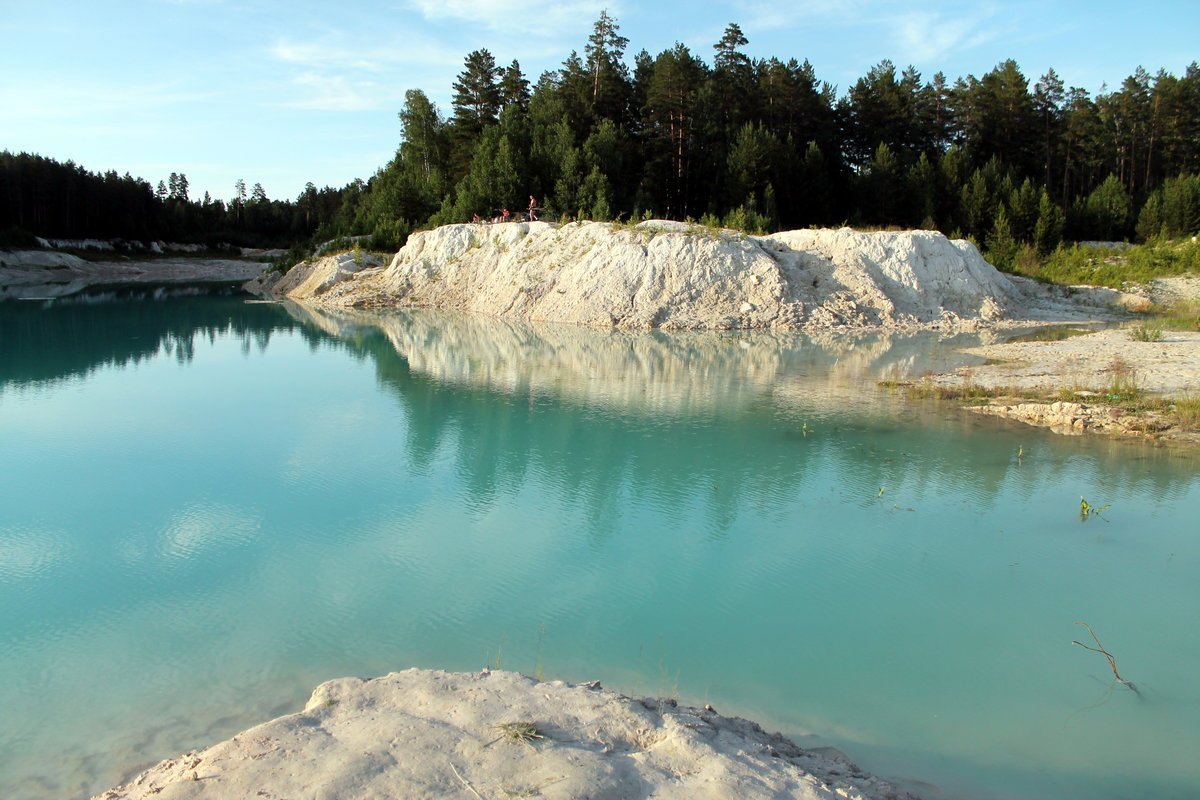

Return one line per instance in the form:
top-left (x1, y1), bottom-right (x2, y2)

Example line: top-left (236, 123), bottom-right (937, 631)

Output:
top-left (1072, 621), bottom-right (1140, 696)
top-left (449, 761), bottom-right (485, 800)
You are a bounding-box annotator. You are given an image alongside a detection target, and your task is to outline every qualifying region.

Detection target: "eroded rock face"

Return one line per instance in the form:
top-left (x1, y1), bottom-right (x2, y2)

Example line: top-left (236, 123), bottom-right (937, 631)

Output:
top-left (270, 222), bottom-right (1034, 331)
top-left (94, 669), bottom-right (921, 800)
top-left (969, 401), bottom-right (1173, 437)
top-left (245, 251), bottom-right (382, 297)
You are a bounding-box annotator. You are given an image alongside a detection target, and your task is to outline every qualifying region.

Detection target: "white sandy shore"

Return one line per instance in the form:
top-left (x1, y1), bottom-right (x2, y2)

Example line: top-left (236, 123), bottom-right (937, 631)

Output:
top-left (93, 669), bottom-right (921, 800)
top-left (932, 320), bottom-right (1200, 444)
top-left (953, 328), bottom-right (1200, 396)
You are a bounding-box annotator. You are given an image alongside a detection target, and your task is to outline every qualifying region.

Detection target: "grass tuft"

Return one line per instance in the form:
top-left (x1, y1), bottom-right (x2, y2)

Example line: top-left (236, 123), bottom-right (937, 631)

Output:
top-left (494, 721), bottom-right (544, 747)
top-left (1128, 323), bottom-right (1164, 342)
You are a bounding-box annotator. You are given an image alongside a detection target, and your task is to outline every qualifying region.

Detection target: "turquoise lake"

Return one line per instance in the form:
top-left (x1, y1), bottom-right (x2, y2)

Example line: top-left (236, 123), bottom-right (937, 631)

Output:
top-left (1, 292), bottom-right (1198, 799)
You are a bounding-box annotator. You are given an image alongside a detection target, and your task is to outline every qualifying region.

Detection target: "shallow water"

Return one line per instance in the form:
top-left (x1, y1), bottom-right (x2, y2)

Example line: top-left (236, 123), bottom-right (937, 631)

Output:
top-left (1, 295), bottom-right (1197, 799)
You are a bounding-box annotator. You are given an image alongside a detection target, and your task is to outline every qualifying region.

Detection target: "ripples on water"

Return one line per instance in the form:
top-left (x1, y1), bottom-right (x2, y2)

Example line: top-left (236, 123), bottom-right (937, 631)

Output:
top-left (0, 298), bottom-right (1198, 799)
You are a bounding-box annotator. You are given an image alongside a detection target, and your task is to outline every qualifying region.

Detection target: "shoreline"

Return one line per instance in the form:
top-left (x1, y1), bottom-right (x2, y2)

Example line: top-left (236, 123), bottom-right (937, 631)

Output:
top-left (0, 250), bottom-right (269, 300)
top-left (920, 326), bottom-right (1200, 447)
top-left (92, 668), bottom-right (922, 800)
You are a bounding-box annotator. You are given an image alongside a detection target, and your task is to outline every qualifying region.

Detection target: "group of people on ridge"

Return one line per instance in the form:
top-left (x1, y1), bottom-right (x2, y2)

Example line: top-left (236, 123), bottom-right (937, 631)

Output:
top-left (471, 196), bottom-right (541, 225)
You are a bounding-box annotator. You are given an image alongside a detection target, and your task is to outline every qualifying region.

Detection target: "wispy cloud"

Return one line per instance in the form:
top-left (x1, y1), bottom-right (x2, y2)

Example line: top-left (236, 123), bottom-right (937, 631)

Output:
top-left (730, 0), bottom-right (869, 31)
top-left (892, 7), bottom-right (998, 64)
top-left (283, 72), bottom-right (393, 111)
top-left (405, 0), bottom-right (617, 39)
top-left (269, 35), bottom-right (463, 72)
top-left (267, 31), bottom-right (463, 110)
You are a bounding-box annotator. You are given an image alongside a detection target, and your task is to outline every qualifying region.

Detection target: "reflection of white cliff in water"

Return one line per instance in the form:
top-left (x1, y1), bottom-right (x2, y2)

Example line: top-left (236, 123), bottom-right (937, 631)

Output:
top-left (283, 302), bottom-right (1001, 417)
top-left (281, 303), bottom-right (1190, 515)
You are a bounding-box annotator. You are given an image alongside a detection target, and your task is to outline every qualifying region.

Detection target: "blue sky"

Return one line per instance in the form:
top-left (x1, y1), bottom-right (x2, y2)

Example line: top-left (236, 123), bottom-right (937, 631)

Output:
top-left (4, 1), bottom-right (1196, 203)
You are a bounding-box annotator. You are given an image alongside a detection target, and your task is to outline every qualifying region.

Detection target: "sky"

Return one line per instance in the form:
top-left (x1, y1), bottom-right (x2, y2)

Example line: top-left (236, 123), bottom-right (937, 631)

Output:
top-left (3, 0), bottom-right (1197, 204)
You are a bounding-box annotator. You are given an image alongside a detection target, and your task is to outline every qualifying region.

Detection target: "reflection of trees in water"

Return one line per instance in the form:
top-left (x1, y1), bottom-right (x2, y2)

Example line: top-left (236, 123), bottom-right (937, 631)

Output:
top-left (312, 308), bottom-right (1192, 533)
top-left (5, 296), bottom-right (1190, 524)
top-left (0, 292), bottom-right (329, 390)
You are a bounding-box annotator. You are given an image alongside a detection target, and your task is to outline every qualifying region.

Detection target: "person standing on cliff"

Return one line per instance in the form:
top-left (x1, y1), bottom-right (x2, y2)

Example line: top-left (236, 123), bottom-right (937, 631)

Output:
top-left (528, 195), bottom-right (538, 222)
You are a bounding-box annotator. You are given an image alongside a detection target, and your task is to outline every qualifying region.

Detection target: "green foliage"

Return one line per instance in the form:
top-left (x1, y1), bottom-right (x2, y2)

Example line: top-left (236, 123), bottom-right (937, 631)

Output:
top-left (859, 141), bottom-right (903, 225)
top-left (579, 166), bottom-right (612, 221)
top-left (1079, 175), bottom-right (1133, 241)
top-left (452, 128), bottom-right (520, 219)
top-left (1139, 174), bottom-right (1200, 240)
top-left (1033, 189), bottom-right (1065, 254)
top-left (1009, 238), bottom-right (1200, 287)
top-left (985, 207), bottom-right (1019, 270)
top-left (1148, 299), bottom-right (1200, 331)
top-left (1128, 323), bottom-right (1163, 342)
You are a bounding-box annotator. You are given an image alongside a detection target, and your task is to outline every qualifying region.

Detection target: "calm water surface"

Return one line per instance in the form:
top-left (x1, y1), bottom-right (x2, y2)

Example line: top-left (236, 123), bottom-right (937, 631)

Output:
top-left (1, 293), bottom-right (1197, 799)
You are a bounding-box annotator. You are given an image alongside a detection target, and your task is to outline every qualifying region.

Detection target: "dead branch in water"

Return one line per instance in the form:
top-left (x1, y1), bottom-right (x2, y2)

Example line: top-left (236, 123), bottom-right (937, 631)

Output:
top-left (1073, 621), bottom-right (1140, 696)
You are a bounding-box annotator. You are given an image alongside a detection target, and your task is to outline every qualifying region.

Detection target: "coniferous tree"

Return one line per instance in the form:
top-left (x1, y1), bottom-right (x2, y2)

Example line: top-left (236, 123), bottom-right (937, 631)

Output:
top-left (906, 153), bottom-right (938, 227)
top-left (499, 60), bottom-right (531, 112)
top-left (958, 60), bottom-right (1038, 174)
top-left (643, 44), bottom-right (708, 217)
top-left (1033, 69), bottom-right (1065, 188)
top-left (585, 10), bottom-right (631, 124)
top-left (450, 49), bottom-right (502, 176)
top-left (1033, 189), bottom-right (1066, 253)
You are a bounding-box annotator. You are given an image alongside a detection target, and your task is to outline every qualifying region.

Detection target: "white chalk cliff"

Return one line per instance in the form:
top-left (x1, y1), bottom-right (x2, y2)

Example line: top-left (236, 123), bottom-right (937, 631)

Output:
top-left (266, 220), bottom-right (1073, 331)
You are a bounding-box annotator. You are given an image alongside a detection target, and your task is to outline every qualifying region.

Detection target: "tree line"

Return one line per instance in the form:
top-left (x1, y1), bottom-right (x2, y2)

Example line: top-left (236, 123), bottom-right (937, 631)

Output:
top-left (4, 13), bottom-right (1199, 259)
top-left (347, 13), bottom-right (1198, 258)
top-left (0, 152), bottom-right (351, 248)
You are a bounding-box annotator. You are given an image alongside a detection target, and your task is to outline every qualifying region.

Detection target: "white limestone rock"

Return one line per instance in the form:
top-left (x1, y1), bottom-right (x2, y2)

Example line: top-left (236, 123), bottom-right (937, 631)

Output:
top-left (274, 221), bottom-right (1094, 331)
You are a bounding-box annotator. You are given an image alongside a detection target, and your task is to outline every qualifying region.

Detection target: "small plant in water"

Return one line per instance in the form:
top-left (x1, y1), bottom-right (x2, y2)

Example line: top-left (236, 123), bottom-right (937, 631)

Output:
top-left (1079, 496), bottom-right (1110, 522)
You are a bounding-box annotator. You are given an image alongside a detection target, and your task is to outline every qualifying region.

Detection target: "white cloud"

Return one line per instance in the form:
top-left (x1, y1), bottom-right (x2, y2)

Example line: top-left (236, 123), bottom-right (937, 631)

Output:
top-left (269, 35), bottom-right (463, 72)
top-left (893, 7), bottom-right (998, 64)
top-left (730, 0), bottom-right (869, 31)
top-left (266, 31), bottom-right (464, 111)
top-left (405, 0), bottom-right (617, 39)
top-left (284, 72), bottom-right (391, 111)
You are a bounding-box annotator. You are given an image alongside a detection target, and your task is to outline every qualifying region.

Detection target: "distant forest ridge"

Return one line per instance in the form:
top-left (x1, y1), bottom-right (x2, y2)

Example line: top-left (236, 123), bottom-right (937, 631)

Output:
top-left (2, 13), bottom-right (1198, 258)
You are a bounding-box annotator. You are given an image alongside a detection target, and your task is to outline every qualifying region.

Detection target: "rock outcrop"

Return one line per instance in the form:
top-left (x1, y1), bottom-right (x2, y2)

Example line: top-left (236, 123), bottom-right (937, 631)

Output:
top-left (94, 669), bottom-right (920, 800)
top-left (968, 400), bottom-right (1173, 436)
top-left (266, 221), bottom-right (1090, 331)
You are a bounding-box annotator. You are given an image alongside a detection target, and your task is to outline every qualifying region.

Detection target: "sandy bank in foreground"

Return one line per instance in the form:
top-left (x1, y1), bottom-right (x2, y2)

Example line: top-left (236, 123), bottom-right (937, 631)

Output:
top-left (94, 669), bottom-right (920, 800)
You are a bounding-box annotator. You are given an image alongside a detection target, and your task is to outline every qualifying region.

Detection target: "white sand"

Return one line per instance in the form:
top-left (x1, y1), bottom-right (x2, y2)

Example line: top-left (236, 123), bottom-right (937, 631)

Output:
top-left (953, 328), bottom-right (1200, 396)
top-left (93, 669), bottom-right (920, 800)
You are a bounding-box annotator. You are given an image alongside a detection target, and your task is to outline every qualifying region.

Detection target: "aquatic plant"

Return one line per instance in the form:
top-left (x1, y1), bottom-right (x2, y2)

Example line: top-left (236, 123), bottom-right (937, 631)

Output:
top-left (1079, 496), bottom-right (1110, 521)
